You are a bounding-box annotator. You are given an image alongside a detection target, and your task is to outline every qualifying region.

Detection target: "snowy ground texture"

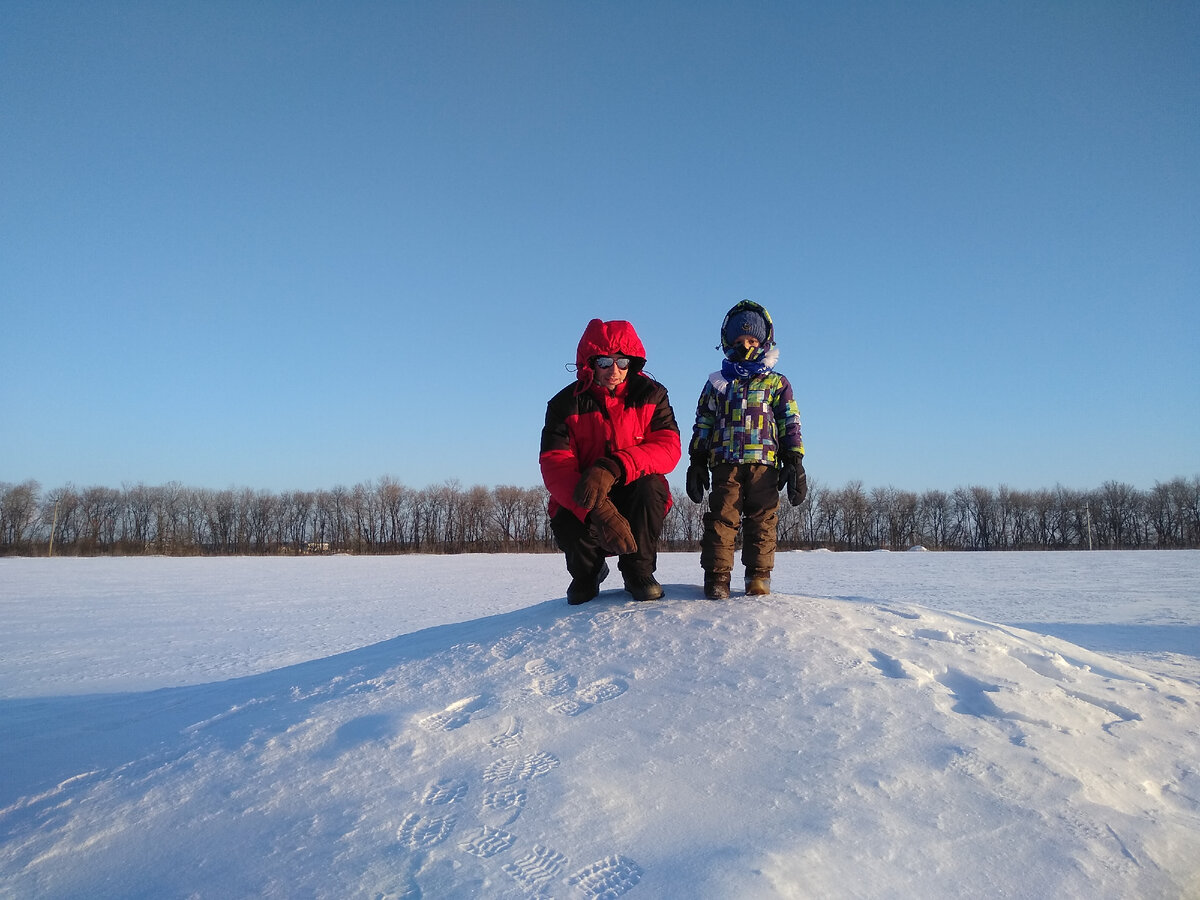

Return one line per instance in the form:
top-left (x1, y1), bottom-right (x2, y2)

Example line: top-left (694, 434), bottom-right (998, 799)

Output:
top-left (2, 551), bottom-right (1198, 899)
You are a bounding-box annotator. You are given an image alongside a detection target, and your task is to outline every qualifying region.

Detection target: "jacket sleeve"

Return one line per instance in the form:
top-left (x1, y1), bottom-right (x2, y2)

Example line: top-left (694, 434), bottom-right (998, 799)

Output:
top-left (688, 380), bottom-right (718, 460)
top-left (539, 387), bottom-right (592, 522)
top-left (612, 383), bottom-right (682, 482)
top-left (773, 375), bottom-right (804, 458)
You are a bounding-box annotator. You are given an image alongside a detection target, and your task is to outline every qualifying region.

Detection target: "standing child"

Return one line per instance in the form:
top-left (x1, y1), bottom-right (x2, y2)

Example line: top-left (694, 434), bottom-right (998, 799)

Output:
top-left (686, 300), bottom-right (806, 599)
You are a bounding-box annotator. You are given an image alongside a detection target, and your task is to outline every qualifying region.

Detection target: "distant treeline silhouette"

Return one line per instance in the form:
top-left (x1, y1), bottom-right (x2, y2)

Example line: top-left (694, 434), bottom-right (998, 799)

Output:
top-left (2, 475), bottom-right (1198, 556)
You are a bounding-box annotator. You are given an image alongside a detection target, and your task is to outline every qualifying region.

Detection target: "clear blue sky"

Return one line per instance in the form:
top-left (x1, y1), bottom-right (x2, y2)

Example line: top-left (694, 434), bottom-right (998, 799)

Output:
top-left (4, 2), bottom-right (1198, 495)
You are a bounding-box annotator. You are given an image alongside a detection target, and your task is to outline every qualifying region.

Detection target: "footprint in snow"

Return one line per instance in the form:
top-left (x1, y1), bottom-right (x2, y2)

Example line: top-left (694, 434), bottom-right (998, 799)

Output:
top-left (458, 824), bottom-right (517, 859)
top-left (503, 844), bottom-right (568, 893)
top-left (578, 678), bottom-right (628, 704)
top-left (418, 694), bottom-right (489, 731)
top-left (491, 628), bottom-right (535, 661)
top-left (524, 657), bottom-right (559, 676)
top-left (421, 777), bottom-right (469, 806)
top-left (480, 784), bottom-right (528, 826)
top-left (396, 811), bottom-right (457, 849)
top-left (483, 751), bottom-right (561, 786)
top-left (568, 854), bottom-right (645, 899)
top-left (533, 672), bottom-right (576, 697)
top-left (550, 697), bottom-right (591, 717)
top-left (549, 677), bottom-right (629, 716)
top-left (398, 676), bottom-right (645, 895)
top-left (488, 717), bottom-right (523, 749)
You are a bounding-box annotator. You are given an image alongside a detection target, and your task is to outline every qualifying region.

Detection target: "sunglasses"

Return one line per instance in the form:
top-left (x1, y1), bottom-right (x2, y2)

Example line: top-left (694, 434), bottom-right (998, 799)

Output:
top-left (592, 356), bottom-right (631, 370)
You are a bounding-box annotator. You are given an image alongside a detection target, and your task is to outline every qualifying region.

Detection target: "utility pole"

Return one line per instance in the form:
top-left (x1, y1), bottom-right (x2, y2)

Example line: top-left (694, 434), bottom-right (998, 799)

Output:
top-left (1085, 502), bottom-right (1094, 551)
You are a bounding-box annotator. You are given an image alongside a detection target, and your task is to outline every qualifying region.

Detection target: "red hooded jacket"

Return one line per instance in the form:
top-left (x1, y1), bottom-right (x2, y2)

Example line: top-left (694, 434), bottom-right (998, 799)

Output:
top-left (540, 319), bottom-right (681, 522)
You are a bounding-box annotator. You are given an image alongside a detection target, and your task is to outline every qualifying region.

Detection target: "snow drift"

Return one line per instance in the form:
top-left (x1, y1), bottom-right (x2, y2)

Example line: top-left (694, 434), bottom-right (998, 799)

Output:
top-left (1, 552), bottom-right (1198, 898)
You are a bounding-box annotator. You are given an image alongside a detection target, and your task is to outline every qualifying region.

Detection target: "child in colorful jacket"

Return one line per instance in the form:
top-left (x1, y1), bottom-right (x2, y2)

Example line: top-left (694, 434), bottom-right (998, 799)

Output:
top-left (686, 300), bottom-right (806, 599)
top-left (541, 319), bottom-right (682, 604)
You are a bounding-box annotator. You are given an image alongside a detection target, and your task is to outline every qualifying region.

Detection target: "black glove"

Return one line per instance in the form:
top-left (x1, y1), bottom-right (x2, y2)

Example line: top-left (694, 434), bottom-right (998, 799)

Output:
top-left (778, 454), bottom-right (807, 505)
top-left (685, 460), bottom-right (709, 503)
top-left (573, 457), bottom-right (622, 510)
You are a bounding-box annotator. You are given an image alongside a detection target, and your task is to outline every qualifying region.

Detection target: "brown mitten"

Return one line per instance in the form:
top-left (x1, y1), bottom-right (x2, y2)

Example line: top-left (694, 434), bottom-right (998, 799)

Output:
top-left (588, 498), bottom-right (637, 555)
top-left (573, 457), bottom-right (622, 510)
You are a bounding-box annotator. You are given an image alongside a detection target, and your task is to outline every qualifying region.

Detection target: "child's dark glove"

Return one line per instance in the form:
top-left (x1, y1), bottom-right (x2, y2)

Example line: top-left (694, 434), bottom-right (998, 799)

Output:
top-left (573, 458), bottom-right (622, 510)
top-left (685, 460), bottom-right (709, 503)
top-left (778, 454), bottom-right (808, 505)
top-left (588, 499), bottom-right (637, 555)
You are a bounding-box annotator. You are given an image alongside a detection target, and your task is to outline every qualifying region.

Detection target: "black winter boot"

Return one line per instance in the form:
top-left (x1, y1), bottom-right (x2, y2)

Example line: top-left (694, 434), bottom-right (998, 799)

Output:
top-left (568, 562), bottom-right (609, 605)
top-left (623, 573), bottom-right (664, 602)
top-left (704, 571), bottom-right (731, 600)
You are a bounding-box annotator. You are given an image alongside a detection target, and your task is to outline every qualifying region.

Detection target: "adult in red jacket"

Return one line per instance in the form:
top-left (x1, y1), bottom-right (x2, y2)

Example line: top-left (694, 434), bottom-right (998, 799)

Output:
top-left (540, 319), bottom-right (682, 604)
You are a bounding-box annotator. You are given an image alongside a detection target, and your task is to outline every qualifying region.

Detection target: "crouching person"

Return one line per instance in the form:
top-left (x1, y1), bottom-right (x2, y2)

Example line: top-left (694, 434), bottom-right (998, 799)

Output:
top-left (540, 319), bottom-right (682, 604)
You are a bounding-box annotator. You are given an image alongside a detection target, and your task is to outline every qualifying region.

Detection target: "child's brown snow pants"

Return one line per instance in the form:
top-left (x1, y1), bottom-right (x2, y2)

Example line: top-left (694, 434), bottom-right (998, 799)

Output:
top-left (700, 462), bottom-right (780, 576)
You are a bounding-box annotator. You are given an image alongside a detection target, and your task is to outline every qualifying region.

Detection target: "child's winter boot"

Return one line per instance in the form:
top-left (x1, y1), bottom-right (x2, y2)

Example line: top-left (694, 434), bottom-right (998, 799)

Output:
top-left (704, 571), bottom-right (731, 600)
top-left (745, 569), bottom-right (772, 596)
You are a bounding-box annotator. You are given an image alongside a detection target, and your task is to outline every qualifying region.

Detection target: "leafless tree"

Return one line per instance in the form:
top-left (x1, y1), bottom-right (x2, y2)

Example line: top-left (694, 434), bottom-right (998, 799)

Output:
top-left (377, 478), bottom-right (408, 551)
top-left (917, 489), bottom-right (950, 549)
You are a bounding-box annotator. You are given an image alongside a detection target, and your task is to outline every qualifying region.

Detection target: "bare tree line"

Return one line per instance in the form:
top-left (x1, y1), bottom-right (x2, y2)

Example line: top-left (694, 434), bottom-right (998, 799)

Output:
top-left (759, 477), bottom-right (1200, 551)
top-left (3, 474), bottom-right (1199, 556)
top-left (0, 479), bottom-right (555, 556)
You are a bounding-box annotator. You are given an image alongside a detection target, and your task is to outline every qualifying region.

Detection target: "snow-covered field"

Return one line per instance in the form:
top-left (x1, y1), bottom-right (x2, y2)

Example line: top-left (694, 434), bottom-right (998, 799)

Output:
top-left (2, 551), bottom-right (1198, 898)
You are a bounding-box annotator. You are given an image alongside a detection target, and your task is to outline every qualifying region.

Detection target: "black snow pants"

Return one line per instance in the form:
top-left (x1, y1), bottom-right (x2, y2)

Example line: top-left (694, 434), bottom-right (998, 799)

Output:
top-left (551, 475), bottom-right (668, 583)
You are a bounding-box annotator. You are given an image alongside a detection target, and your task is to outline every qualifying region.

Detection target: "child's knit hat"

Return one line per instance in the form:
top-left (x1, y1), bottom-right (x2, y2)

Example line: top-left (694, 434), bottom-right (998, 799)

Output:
top-left (723, 309), bottom-right (768, 345)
